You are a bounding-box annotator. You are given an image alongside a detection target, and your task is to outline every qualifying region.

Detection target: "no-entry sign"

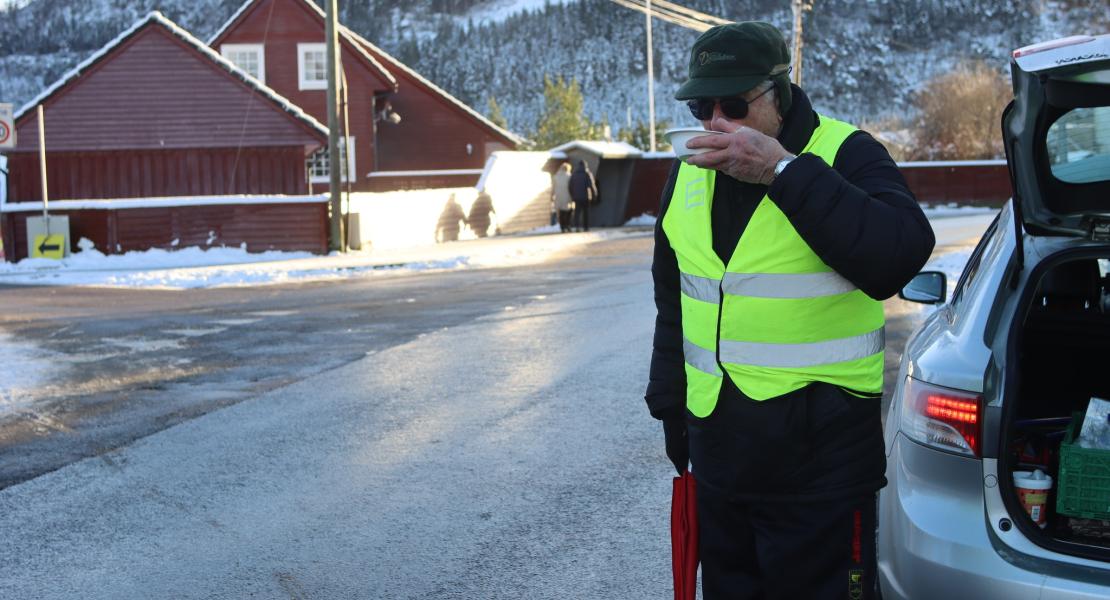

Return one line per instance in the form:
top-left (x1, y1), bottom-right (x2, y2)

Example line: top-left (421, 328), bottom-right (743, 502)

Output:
top-left (0, 103), bottom-right (14, 149)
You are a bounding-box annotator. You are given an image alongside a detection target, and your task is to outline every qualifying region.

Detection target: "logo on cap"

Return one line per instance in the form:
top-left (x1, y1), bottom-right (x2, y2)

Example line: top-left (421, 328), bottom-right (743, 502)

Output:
top-left (698, 51), bottom-right (736, 66)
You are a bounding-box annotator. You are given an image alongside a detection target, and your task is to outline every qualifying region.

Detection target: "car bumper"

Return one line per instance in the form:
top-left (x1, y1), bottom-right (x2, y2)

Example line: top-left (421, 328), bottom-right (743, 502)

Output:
top-left (879, 433), bottom-right (1070, 599)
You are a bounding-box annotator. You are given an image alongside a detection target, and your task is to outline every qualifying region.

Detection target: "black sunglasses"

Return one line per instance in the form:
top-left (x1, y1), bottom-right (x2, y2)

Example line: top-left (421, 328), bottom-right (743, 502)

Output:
top-left (686, 85), bottom-right (775, 121)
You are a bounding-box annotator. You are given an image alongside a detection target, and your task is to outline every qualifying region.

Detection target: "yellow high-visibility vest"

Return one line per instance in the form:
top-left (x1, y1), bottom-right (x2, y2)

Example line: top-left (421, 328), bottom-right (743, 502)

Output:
top-left (662, 116), bottom-right (884, 417)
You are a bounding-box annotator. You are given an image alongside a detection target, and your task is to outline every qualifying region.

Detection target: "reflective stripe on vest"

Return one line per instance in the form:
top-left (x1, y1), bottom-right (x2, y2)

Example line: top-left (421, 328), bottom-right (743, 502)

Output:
top-left (662, 115), bottom-right (885, 416)
top-left (719, 328), bottom-right (884, 369)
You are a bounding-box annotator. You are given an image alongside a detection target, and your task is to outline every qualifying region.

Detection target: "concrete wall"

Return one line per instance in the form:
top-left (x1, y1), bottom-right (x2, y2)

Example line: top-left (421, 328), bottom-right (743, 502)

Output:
top-left (347, 151), bottom-right (553, 251)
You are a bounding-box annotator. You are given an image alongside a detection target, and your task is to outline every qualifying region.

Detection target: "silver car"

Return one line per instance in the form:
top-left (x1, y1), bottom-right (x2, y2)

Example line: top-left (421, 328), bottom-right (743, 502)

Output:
top-left (879, 34), bottom-right (1110, 598)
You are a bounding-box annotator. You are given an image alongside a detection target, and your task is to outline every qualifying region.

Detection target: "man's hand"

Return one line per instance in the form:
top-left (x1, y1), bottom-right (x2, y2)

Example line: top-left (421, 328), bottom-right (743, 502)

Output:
top-left (685, 125), bottom-right (790, 185)
top-left (663, 418), bottom-right (689, 475)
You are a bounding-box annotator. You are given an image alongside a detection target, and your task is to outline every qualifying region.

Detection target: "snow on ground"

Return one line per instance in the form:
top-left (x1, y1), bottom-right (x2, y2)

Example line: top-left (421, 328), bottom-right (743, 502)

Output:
top-left (920, 203), bottom-right (999, 218)
top-left (0, 331), bottom-right (62, 417)
top-left (462, 0), bottom-right (574, 27)
top-left (0, 209), bottom-right (983, 403)
top-left (0, 227), bottom-right (644, 290)
top-left (617, 203), bottom-right (998, 230)
top-left (623, 213), bottom-right (657, 227)
top-left (925, 247), bottom-right (974, 298)
top-left (0, 203), bottom-right (990, 291)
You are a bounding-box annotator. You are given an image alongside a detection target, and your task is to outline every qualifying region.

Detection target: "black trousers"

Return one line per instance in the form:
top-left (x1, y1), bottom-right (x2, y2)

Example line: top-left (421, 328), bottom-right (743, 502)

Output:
top-left (697, 485), bottom-right (878, 600)
top-left (558, 209), bottom-right (573, 232)
top-left (574, 201), bottom-right (589, 231)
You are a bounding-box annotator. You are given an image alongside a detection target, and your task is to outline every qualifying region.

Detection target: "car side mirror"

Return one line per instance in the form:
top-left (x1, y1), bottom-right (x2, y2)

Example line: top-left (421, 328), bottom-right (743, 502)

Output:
top-left (899, 271), bottom-right (947, 304)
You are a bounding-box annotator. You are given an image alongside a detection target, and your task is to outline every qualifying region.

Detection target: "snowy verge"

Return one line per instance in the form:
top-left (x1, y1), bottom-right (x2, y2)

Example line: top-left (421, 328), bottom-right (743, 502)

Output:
top-left (0, 228), bottom-right (648, 290)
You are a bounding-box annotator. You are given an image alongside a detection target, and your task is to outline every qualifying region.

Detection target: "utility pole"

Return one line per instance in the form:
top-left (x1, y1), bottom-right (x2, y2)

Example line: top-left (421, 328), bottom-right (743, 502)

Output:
top-left (646, 0), bottom-right (656, 151)
top-left (325, 0), bottom-right (345, 252)
top-left (791, 0), bottom-right (814, 87)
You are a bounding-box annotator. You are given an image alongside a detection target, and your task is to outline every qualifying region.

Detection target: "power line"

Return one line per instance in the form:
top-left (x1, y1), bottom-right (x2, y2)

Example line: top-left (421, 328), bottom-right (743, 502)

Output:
top-left (652, 0), bottom-right (730, 26)
top-left (608, 0), bottom-right (714, 31)
top-left (608, 0), bottom-right (730, 32)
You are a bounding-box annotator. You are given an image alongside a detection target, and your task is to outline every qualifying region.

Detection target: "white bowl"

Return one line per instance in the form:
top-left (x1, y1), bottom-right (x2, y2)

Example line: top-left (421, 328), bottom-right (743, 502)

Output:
top-left (664, 128), bottom-right (723, 159)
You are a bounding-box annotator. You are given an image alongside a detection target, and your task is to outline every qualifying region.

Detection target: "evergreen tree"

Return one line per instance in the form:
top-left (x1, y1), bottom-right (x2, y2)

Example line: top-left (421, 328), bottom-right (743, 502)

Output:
top-left (531, 74), bottom-right (593, 150)
top-left (619, 120), bottom-right (672, 152)
top-left (486, 96), bottom-right (508, 129)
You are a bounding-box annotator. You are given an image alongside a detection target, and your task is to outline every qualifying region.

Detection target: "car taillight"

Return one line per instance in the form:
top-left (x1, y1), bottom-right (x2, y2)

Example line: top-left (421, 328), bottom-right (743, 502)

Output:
top-left (900, 376), bottom-right (983, 457)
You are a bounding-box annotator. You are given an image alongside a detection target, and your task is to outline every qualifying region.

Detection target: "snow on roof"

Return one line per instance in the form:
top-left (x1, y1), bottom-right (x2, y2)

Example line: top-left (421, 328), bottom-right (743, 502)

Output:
top-left (209, 0), bottom-right (398, 91)
top-left (14, 11), bottom-right (327, 138)
top-left (1, 195), bottom-right (328, 213)
top-left (548, 140), bottom-right (644, 159)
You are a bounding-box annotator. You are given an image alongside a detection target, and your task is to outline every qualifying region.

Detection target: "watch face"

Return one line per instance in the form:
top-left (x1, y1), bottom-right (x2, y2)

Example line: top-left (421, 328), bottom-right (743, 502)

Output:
top-left (775, 158), bottom-right (792, 176)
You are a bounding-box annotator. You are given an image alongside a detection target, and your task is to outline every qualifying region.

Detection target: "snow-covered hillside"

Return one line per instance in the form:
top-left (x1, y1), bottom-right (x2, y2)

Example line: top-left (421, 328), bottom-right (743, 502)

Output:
top-left (0, 0), bottom-right (1106, 141)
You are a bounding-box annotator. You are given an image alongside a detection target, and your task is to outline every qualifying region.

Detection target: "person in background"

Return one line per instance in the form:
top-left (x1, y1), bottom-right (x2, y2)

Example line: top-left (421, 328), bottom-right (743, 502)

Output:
top-left (569, 159), bottom-right (597, 232)
top-left (645, 21), bottom-right (935, 599)
top-left (469, 190), bottom-right (496, 238)
top-left (552, 163), bottom-right (574, 233)
top-left (435, 193), bottom-right (467, 243)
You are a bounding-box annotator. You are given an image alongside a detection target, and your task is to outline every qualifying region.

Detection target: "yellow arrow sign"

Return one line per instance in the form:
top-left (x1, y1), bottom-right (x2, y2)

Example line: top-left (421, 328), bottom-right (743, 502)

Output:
top-left (32, 234), bottom-right (65, 259)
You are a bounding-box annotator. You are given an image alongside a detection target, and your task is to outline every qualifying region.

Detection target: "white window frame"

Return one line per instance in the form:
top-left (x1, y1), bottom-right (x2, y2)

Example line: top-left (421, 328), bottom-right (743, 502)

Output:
top-left (298, 43), bottom-right (328, 90)
top-left (308, 137), bottom-right (356, 183)
top-left (220, 43), bottom-right (265, 83)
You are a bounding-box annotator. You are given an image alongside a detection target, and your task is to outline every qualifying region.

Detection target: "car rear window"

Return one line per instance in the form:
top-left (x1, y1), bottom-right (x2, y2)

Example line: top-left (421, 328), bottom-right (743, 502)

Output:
top-left (1046, 106), bottom-right (1110, 184)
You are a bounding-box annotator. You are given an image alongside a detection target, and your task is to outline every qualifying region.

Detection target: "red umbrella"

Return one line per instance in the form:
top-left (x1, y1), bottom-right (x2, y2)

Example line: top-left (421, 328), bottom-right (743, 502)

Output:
top-left (671, 470), bottom-right (699, 600)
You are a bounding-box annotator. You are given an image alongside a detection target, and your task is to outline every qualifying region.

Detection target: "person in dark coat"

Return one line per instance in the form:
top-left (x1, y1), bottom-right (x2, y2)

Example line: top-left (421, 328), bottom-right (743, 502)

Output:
top-left (646, 22), bottom-right (935, 599)
top-left (435, 193), bottom-right (467, 243)
top-left (469, 191), bottom-right (496, 238)
top-left (568, 159), bottom-right (597, 232)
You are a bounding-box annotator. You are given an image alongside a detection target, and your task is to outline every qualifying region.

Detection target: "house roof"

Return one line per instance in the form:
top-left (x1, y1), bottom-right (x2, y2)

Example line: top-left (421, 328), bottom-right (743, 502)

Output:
top-left (210, 0), bottom-right (522, 146)
top-left (343, 29), bottom-right (524, 147)
top-left (549, 140), bottom-right (644, 159)
top-left (208, 0), bottom-right (398, 92)
top-left (14, 11), bottom-right (327, 139)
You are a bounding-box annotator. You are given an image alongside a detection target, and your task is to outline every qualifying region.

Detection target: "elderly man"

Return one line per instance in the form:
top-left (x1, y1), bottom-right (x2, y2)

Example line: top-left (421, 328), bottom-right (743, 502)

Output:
top-left (645, 22), bottom-right (934, 599)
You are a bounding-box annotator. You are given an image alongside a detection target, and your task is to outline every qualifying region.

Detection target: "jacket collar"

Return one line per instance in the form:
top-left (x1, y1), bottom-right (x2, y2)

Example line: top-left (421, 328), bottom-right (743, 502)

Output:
top-left (778, 84), bottom-right (818, 156)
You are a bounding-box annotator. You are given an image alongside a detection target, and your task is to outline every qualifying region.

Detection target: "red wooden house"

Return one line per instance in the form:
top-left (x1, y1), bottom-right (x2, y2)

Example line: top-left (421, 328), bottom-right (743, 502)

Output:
top-left (209, 0), bottom-right (522, 192)
top-left (1, 12), bottom-right (330, 259)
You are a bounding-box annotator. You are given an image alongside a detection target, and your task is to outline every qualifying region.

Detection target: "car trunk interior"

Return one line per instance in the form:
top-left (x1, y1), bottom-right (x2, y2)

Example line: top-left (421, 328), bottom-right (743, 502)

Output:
top-left (1004, 254), bottom-right (1110, 556)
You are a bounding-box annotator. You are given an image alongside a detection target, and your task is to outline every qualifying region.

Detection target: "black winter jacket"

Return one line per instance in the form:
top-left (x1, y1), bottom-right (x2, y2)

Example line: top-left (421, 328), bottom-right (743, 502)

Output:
top-left (569, 163), bottom-right (597, 204)
top-left (646, 86), bottom-right (935, 502)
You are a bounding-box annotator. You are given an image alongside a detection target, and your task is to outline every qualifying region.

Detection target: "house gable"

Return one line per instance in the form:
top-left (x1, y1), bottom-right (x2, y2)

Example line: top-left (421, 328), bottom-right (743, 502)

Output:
top-left (211, 0), bottom-right (520, 149)
top-left (12, 12), bottom-right (325, 154)
top-left (209, 0), bottom-right (397, 94)
top-left (347, 32), bottom-right (522, 148)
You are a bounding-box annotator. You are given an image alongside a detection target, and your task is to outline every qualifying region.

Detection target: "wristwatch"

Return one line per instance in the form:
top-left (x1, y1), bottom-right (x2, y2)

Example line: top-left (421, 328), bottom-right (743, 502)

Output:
top-left (772, 154), bottom-right (796, 181)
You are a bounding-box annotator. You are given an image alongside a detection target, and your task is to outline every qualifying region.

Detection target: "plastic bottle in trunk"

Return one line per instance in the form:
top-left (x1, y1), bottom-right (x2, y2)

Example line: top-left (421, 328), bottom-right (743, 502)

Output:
top-left (1014, 469), bottom-right (1053, 528)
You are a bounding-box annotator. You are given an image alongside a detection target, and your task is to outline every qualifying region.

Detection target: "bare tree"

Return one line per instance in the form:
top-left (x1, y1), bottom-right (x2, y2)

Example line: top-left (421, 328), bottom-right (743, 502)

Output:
top-left (908, 60), bottom-right (1012, 160)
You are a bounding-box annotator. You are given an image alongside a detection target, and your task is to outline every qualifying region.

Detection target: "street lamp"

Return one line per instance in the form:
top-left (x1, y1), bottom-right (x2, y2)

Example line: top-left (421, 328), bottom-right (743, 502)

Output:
top-left (646, 0), bottom-right (656, 152)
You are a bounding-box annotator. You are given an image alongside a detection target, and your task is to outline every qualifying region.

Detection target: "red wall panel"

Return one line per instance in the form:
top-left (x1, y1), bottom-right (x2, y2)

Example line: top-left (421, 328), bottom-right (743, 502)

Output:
top-left (7, 147), bottom-right (310, 201)
top-left (3, 202), bottom-right (328, 261)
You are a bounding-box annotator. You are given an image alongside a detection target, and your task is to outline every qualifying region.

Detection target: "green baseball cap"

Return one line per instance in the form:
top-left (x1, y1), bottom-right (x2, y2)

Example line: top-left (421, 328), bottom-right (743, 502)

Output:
top-left (675, 21), bottom-right (792, 101)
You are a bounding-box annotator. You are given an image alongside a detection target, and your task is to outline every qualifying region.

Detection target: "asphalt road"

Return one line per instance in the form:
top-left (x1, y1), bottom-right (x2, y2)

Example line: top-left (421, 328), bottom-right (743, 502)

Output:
top-left (0, 235), bottom-right (647, 488)
top-left (0, 216), bottom-right (993, 598)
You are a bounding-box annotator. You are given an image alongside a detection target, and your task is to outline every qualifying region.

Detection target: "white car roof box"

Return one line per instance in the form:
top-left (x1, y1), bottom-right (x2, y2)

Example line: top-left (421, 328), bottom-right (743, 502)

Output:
top-left (1013, 34), bottom-right (1110, 80)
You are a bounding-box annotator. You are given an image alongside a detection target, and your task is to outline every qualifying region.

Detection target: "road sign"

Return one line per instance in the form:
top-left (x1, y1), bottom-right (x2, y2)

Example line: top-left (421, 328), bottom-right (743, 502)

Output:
top-left (26, 216), bottom-right (70, 259)
top-left (32, 234), bottom-right (65, 259)
top-left (0, 103), bottom-right (14, 149)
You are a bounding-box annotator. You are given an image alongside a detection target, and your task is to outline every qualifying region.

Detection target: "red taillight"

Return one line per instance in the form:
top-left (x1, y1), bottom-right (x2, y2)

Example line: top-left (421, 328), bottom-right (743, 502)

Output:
top-left (901, 378), bottom-right (983, 457)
